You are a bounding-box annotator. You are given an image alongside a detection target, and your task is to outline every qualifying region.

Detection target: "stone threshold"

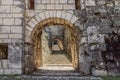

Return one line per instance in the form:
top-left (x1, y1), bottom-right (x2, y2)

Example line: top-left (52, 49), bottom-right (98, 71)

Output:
top-left (23, 75), bottom-right (102, 80)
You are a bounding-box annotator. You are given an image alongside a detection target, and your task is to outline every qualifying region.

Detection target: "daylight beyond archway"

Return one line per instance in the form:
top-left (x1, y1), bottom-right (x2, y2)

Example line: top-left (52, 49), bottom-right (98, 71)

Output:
top-left (34, 25), bottom-right (78, 71)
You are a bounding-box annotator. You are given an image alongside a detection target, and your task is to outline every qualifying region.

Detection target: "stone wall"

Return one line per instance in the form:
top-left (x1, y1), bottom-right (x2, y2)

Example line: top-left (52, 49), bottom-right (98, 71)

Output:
top-left (0, 0), bottom-right (120, 76)
top-left (41, 29), bottom-right (51, 65)
top-left (35, 0), bottom-right (75, 10)
top-left (0, 0), bottom-right (24, 74)
top-left (75, 0), bottom-right (120, 76)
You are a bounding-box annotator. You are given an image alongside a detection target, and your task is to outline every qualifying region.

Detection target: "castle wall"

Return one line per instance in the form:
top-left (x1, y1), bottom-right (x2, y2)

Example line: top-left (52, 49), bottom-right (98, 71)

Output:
top-left (0, 0), bottom-right (24, 74)
top-left (0, 0), bottom-right (120, 76)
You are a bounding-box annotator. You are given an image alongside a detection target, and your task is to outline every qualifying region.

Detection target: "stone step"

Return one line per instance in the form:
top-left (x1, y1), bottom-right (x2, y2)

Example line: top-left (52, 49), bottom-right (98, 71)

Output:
top-left (45, 60), bottom-right (71, 64)
top-left (31, 69), bottom-right (80, 76)
top-left (37, 66), bottom-right (74, 70)
top-left (43, 64), bottom-right (73, 66)
top-left (23, 75), bottom-right (102, 80)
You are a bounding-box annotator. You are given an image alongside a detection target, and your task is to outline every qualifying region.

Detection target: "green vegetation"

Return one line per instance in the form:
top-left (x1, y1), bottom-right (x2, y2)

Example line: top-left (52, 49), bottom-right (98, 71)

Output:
top-left (101, 76), bottom-right (120, 80)
top-left (0, 75), bottom-right (22, 80)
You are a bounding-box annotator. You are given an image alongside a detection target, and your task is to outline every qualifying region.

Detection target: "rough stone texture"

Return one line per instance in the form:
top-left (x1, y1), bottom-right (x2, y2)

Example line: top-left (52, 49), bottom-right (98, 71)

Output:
top-left (0, 0), bottom-right (24, 75)
top-left (75, 0), bottom-right (120, 76)
top-left (0, 0), bottom-right (119, 77)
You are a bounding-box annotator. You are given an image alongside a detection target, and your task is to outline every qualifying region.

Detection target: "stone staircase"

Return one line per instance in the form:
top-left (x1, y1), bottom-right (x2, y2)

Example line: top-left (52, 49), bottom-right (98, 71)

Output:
top-left (26, 69), bottom-right (102, 80)
top-left (23, 75), bottom-right (102, 80)
top-left (24, 51), bottom-right (102, 80)
top-left (44, 51), bottom-right (72, 65)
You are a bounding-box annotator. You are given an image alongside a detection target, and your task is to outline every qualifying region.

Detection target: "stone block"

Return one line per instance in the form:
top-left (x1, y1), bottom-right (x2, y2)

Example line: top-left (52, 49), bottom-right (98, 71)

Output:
top-left (28, 21), bottom-right (36, 28)
top-left (25, 25), bottom-right (33, 32)
top-left (49, 11), bottom-right (53, 18)
top-left (87, 26), bottom-right (105, 43)
top-left (0, 69), bottom-right (3, 74)
top-left (63, 5), bottom-right (75, 9)
top-left (51, 0), bottom-right (59, 3)
top-left (0, 39), bottom-right (11, 43)
top-left (57, 11), bottom-right (62, 18)
top-left (81, 37), bottom-right (87, 44)
top-left (44, 11), bottom-right (50, 18)
top-left (52, 11), bottom-right (57, 18)
top-left (25, 10), bottom-right (35, 18)
top-left (25, 55), bottom-right (34, 68)
top-left (90, 44), bottom-right (99, 50)
top-left (35, 4), bottom-right (47, 9)
top-left (68, 0), bottom-right (75, 3)
top-left (4, 69), bottom-right (22, 74)
top-left (15, 18), bottom-right (23, 25)
top-left (25, 30), bottom-right (31, 36)
top-left (8, 43), bottom-right (23, 51)
top-left (67, 10), bottom-right (74, 14)
top-left (115, 1), bottom-right (120, 6)
top-left (38, 12), bottom-right (46, 20)
top-left (13, 13), bottom-right (23, 18)
top-left (0, 6), bottom-right (10, 13)
top-left (11, 5), bottom-right (24, 13)
top-left (1, 60), bottom-right (8, 68)
top-left (87, 26), bottom-right (99, 35)
top-left (100, 44), bottom-right (106, 51)
top-left (35, 15), bottom-right (42, 22)
top-left (1, 0), bottom-right (13, 5)
top-left (25, 36), bottom-right (31, 43)
top-left (8, 51), bottom-right (22, 65)
top-left (9, 34), bottom-right (22, 38)
top-left (8, 62), bottom-right (22, 69)
top-left (11, 39), bottom-right (23, 43)
top-left (42, 0), bottom-right (51, 4)
top-left (35, 0), bottom-right (42, 4)
top-left (14, 0), bottom-right (23, 5)
top-left (0, 18), bottom-right (2, 25)
top-left (61, 11), bottom-right (67, 19)
top-left (47, 4), bottom-right (55, 9)
top-left (71, 16), bottom-right (78, 23)
top-left (88, 34), bottom-right (105, 43)
top-left (0, 34), bottom-right (9, 38)
top-left (0, 26), bottom-right (10, 33)
top-left (92, 69), bottom-right (107, 76)
top-left (30, 18), bottom-right (38, 25)
top-left (3, 18), bottom-right (14, 25)
top-left (11, 26), bottom-right (22, 33)
top-left (85, 0), bottom-right (96, 6)
top-left (59, 0), bottom-right (67, 3)
top-left (0, 14), bottom-right (12, 18)
top-left (65, 13), bottom-right (73, 21)
top-left (55, 4), bottom-right (63, 9)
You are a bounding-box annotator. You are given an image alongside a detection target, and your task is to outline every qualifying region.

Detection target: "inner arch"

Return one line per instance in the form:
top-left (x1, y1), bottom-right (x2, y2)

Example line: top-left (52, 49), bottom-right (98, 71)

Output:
top-left (25, 17), bottom-right (80, 73)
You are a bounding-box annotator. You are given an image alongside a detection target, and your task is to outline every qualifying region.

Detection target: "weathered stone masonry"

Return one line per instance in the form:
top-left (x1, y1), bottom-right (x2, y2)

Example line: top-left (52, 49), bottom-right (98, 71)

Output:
top-left (0, 0), bottom-right (24, 74)
top-left (0, 0), bottom-right (120, 76)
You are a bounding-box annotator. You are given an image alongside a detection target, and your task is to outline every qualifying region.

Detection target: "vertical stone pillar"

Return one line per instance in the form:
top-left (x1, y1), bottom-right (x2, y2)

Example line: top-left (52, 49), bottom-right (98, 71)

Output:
top-left (24, 43), bottom-right (34, 74)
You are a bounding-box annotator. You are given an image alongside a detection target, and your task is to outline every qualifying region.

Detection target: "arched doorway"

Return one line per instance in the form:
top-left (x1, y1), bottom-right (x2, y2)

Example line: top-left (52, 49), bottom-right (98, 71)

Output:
top-left (32, 19), bottom-right (79, 70)
top-left (24, 11), bottom-right (81, 74)
top-left (52, 38), bottom-right (63, 51)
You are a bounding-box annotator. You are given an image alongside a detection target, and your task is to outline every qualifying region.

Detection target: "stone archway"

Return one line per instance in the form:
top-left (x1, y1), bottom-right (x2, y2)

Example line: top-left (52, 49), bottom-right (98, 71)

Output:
top-left (52, 38), bottom-right (63, 51)
top-left (24, 11), bottom-right (81, 74)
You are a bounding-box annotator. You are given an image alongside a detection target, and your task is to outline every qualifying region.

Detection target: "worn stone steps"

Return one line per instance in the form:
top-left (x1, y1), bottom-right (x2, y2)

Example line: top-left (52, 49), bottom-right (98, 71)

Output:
top-left (44, 51), bottom-right (72, 64)
top-left (43, 64), bottom-right (73, 66)
top-left (0, 75), bottom-right (102, 80)
top-left (23, 75), bottom-right (102, 80)
top-left (32, 70), bottom-right (80, 76)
